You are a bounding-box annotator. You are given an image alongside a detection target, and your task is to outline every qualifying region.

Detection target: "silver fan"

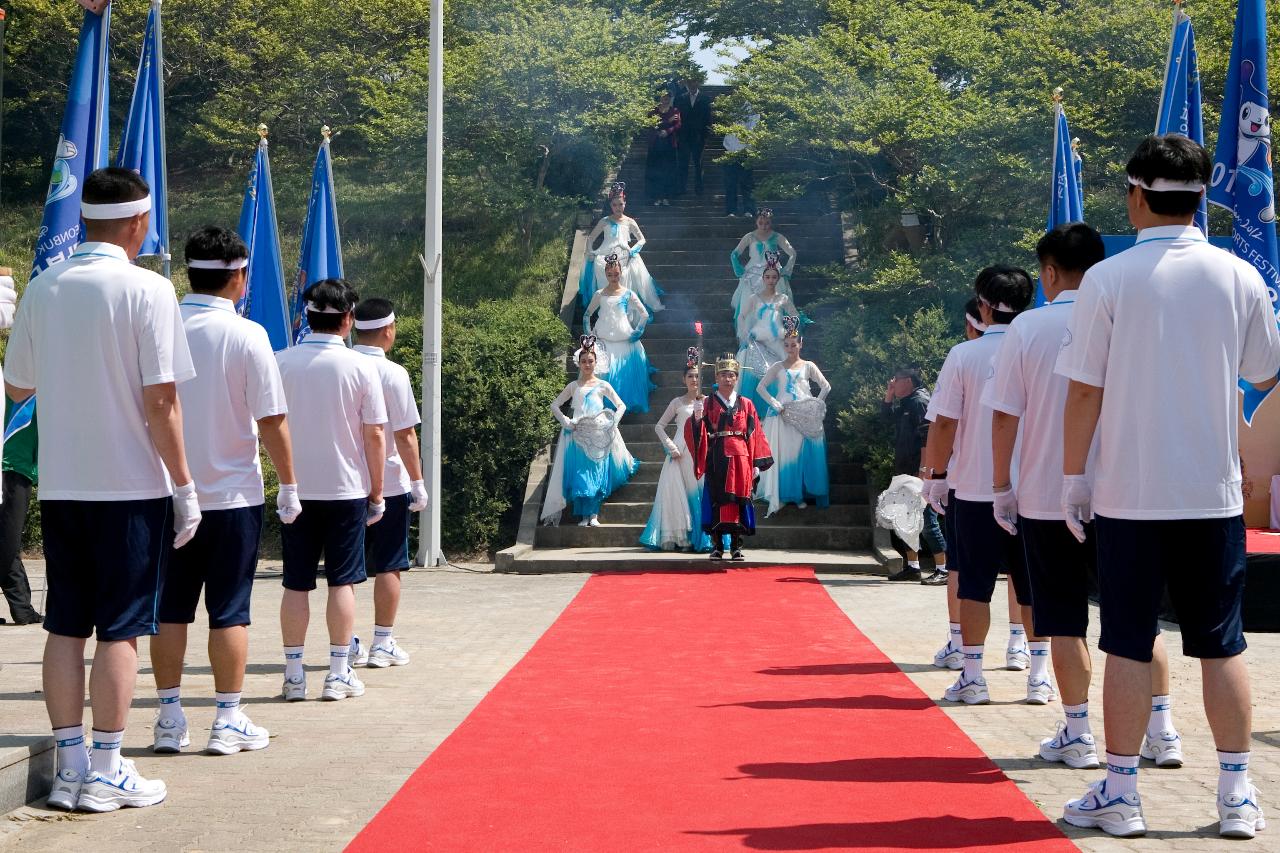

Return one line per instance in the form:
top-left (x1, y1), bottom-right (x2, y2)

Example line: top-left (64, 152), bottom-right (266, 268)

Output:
top-left (780, 397), bottom-right (827, 439)
top-left (876, 475), bottom-right (926, 551)
top-left (572, 410), bottom-right (617, 461)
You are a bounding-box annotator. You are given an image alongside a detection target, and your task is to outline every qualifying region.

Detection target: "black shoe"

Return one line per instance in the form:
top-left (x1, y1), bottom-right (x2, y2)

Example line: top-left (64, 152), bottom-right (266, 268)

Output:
top-left (710, 549), bottom-right (724, 561)
top-left (730, 548), bottom-right (745, 561)
top-left (887, 567), bottom-right (922, 582)
top-left (921, 570), bottom-right (950, 586)
top-left (11, 612), bottom-right (42, 625)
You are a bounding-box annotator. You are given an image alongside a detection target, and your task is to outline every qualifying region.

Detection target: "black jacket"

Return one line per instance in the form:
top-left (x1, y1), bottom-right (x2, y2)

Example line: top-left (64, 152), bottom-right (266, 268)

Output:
top-left (882, 387), bottom-right (931, 476)
top-left (675, 89), bottom-right (712, 140)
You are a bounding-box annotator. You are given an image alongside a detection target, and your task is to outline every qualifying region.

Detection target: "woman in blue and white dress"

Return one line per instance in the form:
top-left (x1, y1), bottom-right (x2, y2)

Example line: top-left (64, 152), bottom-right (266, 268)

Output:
top-left (541, 338), bottom-right (638, 528)
top-left (585, 255), bottom-right (657, 413)
top-left (729, 208), bottom-right (796, 319)
top-left (735, 261), bottom-right (797, 415)
top-left (579, 184), bottom-right (664, 313)
top-left (640, 353), bottom-right (714, 552)
top-left (756, 321), bottom-right (831, 516)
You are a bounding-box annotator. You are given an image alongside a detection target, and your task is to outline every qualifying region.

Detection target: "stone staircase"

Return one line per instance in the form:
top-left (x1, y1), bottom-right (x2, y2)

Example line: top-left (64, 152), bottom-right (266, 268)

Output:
top-left (500, 98), bottom-right (877, 572)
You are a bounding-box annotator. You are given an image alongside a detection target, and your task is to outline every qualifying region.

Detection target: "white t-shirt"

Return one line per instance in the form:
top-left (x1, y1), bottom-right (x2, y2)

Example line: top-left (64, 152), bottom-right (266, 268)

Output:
top-left (1055, 224), bottom-right (1280, 520)
top-left (984, 292), bottom-right (1094, 520)
top-left (925, 326), bottom-right (1013, 502)
top-left (354, 344), bottom-right (420, 497)
top-left (4, 242), bottom-right (195, 500)
top-left (276, 334), bottom-right (388, 500)
top-left (179, 294), bottom-right (288, 510)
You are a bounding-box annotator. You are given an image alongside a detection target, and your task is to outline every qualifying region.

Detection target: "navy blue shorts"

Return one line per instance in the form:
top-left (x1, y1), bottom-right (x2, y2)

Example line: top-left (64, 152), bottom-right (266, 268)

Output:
top-left (943, 490), bottom-right (958, 567)
top-left (281, 498), bottom-right (368, 591)
top-left (1020, 517), bottom-right (1097, 638)
top-left (952, 497), bottom-right (1030, 605)
top-left (1095, 515), bottom-right (1246, 662)
top-left (159, 505), bottom-right (263, 629)
top-left (365, 493), bottom-right (411, 575)
top-left (42, 498), bottom-right (171, 642)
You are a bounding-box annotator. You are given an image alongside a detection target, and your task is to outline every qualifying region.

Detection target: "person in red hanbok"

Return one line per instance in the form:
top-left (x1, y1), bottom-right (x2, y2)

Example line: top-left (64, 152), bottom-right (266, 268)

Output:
top-left (686, 353), bottom-right (773, 561)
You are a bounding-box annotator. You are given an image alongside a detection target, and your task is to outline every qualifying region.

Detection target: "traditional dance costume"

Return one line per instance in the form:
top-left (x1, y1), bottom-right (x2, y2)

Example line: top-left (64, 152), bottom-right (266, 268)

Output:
top-left (735, 290), bottom-right (796, 415)
top-left (541, 378), bottom-right (638, 524)
top-left (756, 358), bottom-right (831, 516)
top-left (729, 231), bottom-right (796, 319)
top-left (586, 285), bottom-right (657, 413)
top-left (640, 392), bottom-right (714, 552)
top-left (579, 215), bottom-right (664, 313)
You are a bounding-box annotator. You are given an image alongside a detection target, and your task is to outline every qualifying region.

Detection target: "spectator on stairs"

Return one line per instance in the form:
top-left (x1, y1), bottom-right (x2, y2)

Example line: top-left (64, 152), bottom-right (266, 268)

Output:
top-left (584, 255), bottom-right (658, 413)
top-left (880, 365), bottom-right (948, 584)
top-left (640, 355), bottom-right (714, 553)
top-left (675, 75), bottom-right (712, 197)
top-left (730, 208), bottom-right (796, 320)
top-left (722, 112), bottom-right (759, 218)
top-left (579, 182), bottom-right (664, 314)
top-left (644, 91), bottom-right (681, 207)
top-left (735, 260), bottom-right (797, 415)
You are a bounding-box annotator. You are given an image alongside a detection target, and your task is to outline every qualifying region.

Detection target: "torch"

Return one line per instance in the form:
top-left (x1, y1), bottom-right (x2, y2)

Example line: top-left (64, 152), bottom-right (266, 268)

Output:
top-left (693, 320), bottom-right (704, 396)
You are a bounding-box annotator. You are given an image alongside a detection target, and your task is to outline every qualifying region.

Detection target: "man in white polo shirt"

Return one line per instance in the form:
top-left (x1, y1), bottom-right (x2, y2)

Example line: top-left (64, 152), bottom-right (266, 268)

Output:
top-left (276, 279), bottom-right (387, 702)
top-left (986, 222), bottom-right (1181, 773)
top-left (149, 226), bottom-right (302, 757)
top-left (4, 168), bottom-right (199, 812)
top-left (348, 298), bottom-right (427, 669)
top-left (1057, 135), bottom-right (1280, 839)
top-left (922, 266), bottom-right (1046, 706)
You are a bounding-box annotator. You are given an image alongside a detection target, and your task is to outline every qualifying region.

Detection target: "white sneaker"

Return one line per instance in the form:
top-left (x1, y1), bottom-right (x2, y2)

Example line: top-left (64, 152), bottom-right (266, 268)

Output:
top-left (46, 766), bottom-right (85, 811)
top-left (933, 643), bottom-right (963, 670)
top-left (206, 712), bottom-right (271, 755)
top-left (1026, 678), bottom-right (1057, 705)
top-left (1063, 780), bottom-right (1146, 837)
top-left (587, 517), bottom-right (601, 527)
top-left (349, 636), bottom-right (369, 667)
top-left (942, 676), bottom-right (990, 704)
top-left (281, 674), bottom-right (306, 702)
top-left (151, 716), bottom-right (189, 754)
top-left (321, 668), bottom-right (366, 701)
top-left (1220, 784), bottom-right (1267, 839)
top-left (577, 518), bottom-right (590, 527)
top-left (1039, 721), bottom-right (1100, 769)
top-left (76, 758), bottom-right (167, 812)
top-left (1140, 730), bottom-right (1184, 768)
top-left (1006, 645), bottom-right (1029, 671)
top-left (368, 639), bottom-right (410, 668)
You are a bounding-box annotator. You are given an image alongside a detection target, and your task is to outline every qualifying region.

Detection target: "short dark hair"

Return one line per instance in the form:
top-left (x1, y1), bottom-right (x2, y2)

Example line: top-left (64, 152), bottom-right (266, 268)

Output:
top-left (894, 366), bottom-right (923, 388)
top-left (82, 167), bottom-right (149, 207)
top-left (974, 264), bottom-right (1033, 324)
top-left (354, 297), bottom-right (395, 339)
top-left (184, 226), bottom-right (248, 293)
top-left (1035, 223), bottom-right (1105, 274)
top-left (964, 296), bottom-right (983, 325)
top-left (1126, 134), bottom-right (1210, 217)
top-left (303, 278), bottom-right (357, 333)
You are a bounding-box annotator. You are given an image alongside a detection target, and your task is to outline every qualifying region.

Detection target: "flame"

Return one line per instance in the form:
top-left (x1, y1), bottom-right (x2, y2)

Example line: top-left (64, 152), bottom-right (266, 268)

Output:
top-left (694, 321), bottom-right (703, 335)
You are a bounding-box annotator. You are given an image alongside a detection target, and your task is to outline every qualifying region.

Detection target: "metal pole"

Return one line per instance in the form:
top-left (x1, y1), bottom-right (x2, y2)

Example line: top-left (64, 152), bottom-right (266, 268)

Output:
top-left (417, 0), bottom-right (444, 566)
top-left (0, 9), bottom-right (7, 210)
top-left (153, 0), bottom-right (171, 279)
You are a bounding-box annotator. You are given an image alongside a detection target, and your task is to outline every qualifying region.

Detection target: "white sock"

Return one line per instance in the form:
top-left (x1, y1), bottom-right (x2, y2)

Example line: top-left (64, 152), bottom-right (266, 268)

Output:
top-left (1218, 750), bottom-right (1251, 799)
top-left (214, 691), bottom-right (241, 723)
top-left (1105, 751), bottom-right (1139, 797)
top-left (1148, 694), bottom-right (1174, 737)
top-left (156, 685), bottom-right (184, 723)
top-left (1028, 642), bottom-right (1051, 682)
top-left (284, 645), bottom-right (305, 680)
top-left (961, 644), bottom-right (984, 682)
top-left (90, 729), bottom-right (123, 777)
top-left (53, 724), bottom-right (89, 775)
top-left (1008, 624), bottom-right (1027, 650)
top-left (908, 560), bottom-right (920, 571)
top-left (329, 644), bottom-right (350, 677)
top-left (948, 622), bottom-right (962, 651)
top-left (1063, 702), bottom-right (1091, 739)
top-left (374, 625), bottom-right (394, 647)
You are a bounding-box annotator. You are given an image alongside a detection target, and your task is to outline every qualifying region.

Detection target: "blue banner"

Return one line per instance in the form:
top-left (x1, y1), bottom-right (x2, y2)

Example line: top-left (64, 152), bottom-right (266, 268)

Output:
top-left (237, 138), bottom-right (291, 351)
top-left (1156, 10), bottom-right (1208, 235)
top-left (1037, 103), bottom-right (1085, 305)
top-left (1208, 0), bottom-right (1280, 425)
top-left (291, 136), bottom-right (344, 343)
top-left (30, 7), bottom-right (111, 277)
top-left (116, 2), bottom-right (167, 260)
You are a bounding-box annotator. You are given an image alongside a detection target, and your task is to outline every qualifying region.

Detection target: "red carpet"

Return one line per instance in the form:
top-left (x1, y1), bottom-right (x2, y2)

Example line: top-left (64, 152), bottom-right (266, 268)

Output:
top-left (1247, 527), bottom-right (1280, 554)
top-left (348, 568), bottom-right (1073, 851)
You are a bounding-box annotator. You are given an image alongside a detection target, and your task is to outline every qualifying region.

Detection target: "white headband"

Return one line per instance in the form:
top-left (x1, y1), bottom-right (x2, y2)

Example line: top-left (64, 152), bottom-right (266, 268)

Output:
top-left (978, 296), bottom-right (1014, 313)
top-left (187, 257), bottom-right (249, 270)
top-left (81, 195), bottom-right (152, 219)
top-left (354, 313), bottom-right (395, 330)
top-left (305, 301), bottom-right (347, 314)
top-left (966, 314), bottom-right (988, 333)
top-left (1127, 174), bottom-right (1206, 193)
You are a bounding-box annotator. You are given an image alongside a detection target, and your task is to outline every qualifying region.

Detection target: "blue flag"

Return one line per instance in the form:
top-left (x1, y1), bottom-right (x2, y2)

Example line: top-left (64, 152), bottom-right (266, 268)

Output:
top-left (1208, 0), bottom-right (1280, 425)
top-left (116, 1), bottom-right (168, 260)
top-left (1037, 102), bottom-right (1085, 305)
top-left (1156, 9), bottom-right (1208, 235)
top-left (30, 6), bottom-right (111, 277)
top-left (291, 135), bottom-right (344, 343)
top-left (237, 137), bottom-right (291, 351)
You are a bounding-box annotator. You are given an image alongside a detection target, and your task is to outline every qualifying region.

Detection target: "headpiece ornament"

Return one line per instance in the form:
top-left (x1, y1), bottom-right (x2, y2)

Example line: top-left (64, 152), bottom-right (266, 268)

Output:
top-left (715, 353), bottom-right (740, 375)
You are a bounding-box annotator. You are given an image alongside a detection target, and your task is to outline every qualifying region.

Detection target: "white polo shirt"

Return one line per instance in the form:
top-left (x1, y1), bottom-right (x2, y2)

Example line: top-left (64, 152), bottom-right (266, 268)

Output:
top-left (276, 334), bottom-right (388, 500)
top-left (1056, 224), bottom-right (1280, 520)
top-left (354, 344), bottom-right (420, 497)
top-left (179, 294), bottom-right (288, 510)
top-left (925, 326), bottom-right (1014, 502)
top-left (4, 242), bottom-right (195, 501)
top-left (984, 292), bottom-right (1093, 519)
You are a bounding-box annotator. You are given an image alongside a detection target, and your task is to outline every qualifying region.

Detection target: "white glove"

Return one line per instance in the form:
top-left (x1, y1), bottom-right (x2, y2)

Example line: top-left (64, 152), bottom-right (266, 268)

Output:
top-left (277, 483), bottom-right (302, 524)
top-left (409, 479), bottom-right (429, 512)
top-left (1061, 474), bottom-right (1092, 544)
top-left (923, 477), bottom-right (950, 516)
top-left (992, 486), bottom-right (1018, 536)
top-left (366, 499), bottom-right (386, 527)
top-left (768, 398), bottom-right (784, 414)
top-left (693, 399), bottom-right (704, 418)
top-left (0, 276), bottom-right (16, 330)
top-left (172, 481), bottom-right (202, 548)
top-left (668, 444), bottom-right (683, 459)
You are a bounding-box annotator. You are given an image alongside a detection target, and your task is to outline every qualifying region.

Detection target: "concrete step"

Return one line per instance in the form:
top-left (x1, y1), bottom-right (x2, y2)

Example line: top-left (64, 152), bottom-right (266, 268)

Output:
top-left (591, 500), bottom-right (871, 526)
top-left (608, 479), bottom-right (867, 504)
top-left (633, 248), bottom-right (843, 267)
top-left (535, 521), bottom-right (874, 550)
top-left (506, 547), bottom-right (884, 574)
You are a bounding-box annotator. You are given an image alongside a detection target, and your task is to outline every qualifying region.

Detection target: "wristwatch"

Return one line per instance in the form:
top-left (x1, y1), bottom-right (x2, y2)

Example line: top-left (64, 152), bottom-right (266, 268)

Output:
top-left (919, 466), bottom-right (948, 480)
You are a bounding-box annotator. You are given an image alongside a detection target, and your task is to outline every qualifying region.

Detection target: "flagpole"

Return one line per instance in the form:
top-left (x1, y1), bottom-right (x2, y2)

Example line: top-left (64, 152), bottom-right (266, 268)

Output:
top-left (1050, 87), bottom-right (1063, 220)
top-left (417, 0), bottom-right (444, 566)
top-left (1155, 0), bottom-right (1184, 133)
top-left (152, 0), bottom-right (171, 278)
top-left (0, 9), bottom-right (7, 209)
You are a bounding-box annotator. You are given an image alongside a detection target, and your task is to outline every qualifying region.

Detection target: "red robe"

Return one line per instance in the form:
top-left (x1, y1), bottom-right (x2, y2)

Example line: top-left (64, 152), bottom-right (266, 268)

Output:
top-left (686, 392), bottom-right (773, 534)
